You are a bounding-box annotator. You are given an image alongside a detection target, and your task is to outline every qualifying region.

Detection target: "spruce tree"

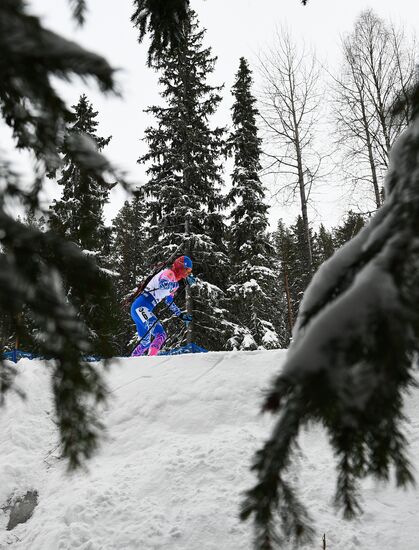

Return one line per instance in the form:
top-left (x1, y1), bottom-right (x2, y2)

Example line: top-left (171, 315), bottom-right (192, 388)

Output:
top-left (110, 191), bottom-right (151, 353)
top-left (226, 57), bottom-right (281, 350)
top-left (13, 212), bottom-right (47, 354)
top-left (312, 223), bottom-right (335, 270)
top-left (287, 216), bottom-right (313, 322)
top-left (333, 210), bottom-right (366, 249)
top-left (273, 220), bottom-right (296, 344)
top-left (273, 216), bottom-right (321, 345)
top-left (0, 0), bottom-right (119, 469)
top-left (136, 10), bottom-right (229, 351)
top-left (242, 116), bottom-right (419, 549)
top-left (290, 215), bottom-right (313, 294)
top-left (49, 94), bottom-right (118, 356)
top-left (0, 307), bottom-right (13, 353)
top-left (132, 0), bottom-right (191, 65)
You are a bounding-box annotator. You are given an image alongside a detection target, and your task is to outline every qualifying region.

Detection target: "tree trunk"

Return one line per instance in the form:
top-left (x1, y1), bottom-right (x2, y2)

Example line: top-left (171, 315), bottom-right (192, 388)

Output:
top-left (359, 96), bottom-right (382, 208)
top-left (367, 45), bottom-right (392, 158)
top-left (295, 131), bottom-right (313, 271)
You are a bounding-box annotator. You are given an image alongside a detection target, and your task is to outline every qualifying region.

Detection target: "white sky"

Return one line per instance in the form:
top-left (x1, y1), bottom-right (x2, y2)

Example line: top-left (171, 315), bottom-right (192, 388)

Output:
top-left (6, 0), bottom-right (419, 229)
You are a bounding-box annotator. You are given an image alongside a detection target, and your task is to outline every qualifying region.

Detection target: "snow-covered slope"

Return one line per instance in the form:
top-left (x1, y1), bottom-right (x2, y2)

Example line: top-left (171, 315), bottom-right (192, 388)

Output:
top-left (0, 351), bottom-right (418, 550)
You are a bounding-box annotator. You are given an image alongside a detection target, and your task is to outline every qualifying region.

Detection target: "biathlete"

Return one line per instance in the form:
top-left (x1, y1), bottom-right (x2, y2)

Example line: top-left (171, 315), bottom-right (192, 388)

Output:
top-left (131, 255), bottom-right (194, 356)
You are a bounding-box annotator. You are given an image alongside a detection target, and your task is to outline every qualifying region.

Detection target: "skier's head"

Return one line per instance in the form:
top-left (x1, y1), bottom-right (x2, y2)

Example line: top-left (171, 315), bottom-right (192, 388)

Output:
top-left (172, 255), bottom-right (193, 280)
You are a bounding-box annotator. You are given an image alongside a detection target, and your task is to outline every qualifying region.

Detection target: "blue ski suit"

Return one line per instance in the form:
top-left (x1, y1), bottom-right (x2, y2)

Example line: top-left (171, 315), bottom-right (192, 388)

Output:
top-left (130, 268), bottom-right (182, 356)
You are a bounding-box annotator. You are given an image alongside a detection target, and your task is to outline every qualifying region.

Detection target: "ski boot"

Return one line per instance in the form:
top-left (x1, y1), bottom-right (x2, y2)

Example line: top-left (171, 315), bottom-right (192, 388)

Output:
top-left (148, 332), bottom-right (167, 356)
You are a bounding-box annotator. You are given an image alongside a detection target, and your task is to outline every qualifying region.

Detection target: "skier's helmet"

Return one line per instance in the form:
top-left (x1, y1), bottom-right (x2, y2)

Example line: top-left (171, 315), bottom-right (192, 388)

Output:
top-left (172, 255), bottom-right (193, 279)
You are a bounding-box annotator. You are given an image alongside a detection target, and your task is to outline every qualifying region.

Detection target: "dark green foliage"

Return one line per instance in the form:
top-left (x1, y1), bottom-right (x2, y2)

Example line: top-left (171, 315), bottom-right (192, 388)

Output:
top-left (275, 216), bottom-right (313, 336)
top-left (0, 303), bottom-right (14, 355)
top-left (11, 212), bottom-right (47, 354)
top-left (273, 221), bottom-right (296, 343)
top-left (69, 0), bottom-right (88, 25)
top-left (132, 0), bottom-right (190, 65)
top-left (274, 215), bottom-right (366, 344)
top-left (289, 216), bottom-right (313, 299)
top-left (333, 211), bottom-right (366, 250)
top-left (131, 0), bottom-right (308, 61)
top-left (137, 10), bottom-right (229, 351)
top-left (242, 116), bottom-right (419, 548)
top-left (50, 95), bottom-right (112, 246)
top-left (49, 95), bottom-right (119, 357)
top-left (273, 218), bottom-right (313, 343)
top-left (0, 0), bottom-right (118, 469)
top-left (393, 81), bottom-right (419, 123)
top-left (110, 191), bottom-right (151, 353)
top-left (0, 0), bottom-right (115, 174)
top-left (0, 174), bottom-right (111, 468)
top-left (226, 58), bottom-right (281, 349)
top-left (312, 224), bottom-right (334, 270)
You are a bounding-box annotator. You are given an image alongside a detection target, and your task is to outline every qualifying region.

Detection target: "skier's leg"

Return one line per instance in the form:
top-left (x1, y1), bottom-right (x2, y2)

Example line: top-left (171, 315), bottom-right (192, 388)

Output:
top-left (131, 341), bottom-right (149, 357)
top-left (131, 321), bottom-right (151, 356)
top-left (131, 304), bottom-right (154, 357)
top-left (148, 322), bottom-right (167, 356)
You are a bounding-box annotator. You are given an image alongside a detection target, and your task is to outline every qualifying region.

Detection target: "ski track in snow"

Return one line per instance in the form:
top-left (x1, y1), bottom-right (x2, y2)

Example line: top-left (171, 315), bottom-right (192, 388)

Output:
top-left (0, 351), bottom-right (418, 550)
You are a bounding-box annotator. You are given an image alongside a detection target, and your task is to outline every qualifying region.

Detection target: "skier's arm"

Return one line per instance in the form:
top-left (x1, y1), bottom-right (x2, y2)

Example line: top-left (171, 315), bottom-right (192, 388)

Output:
top-left (160, 270), bottom-right (189, 320)
top-left (165, 294), bottom-right (182, 316)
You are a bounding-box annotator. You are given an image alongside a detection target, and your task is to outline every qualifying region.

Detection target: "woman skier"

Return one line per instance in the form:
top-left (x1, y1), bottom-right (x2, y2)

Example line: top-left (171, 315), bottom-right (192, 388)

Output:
top-left (131, 255), bottom-right (194, 356)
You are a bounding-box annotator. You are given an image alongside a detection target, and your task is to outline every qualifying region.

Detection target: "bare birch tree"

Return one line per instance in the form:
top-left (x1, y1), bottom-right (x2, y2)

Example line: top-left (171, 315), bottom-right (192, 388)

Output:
top-left (258, 28), bottom-right (323, 272)
top-left (334, 10), bottom-right (417, 210)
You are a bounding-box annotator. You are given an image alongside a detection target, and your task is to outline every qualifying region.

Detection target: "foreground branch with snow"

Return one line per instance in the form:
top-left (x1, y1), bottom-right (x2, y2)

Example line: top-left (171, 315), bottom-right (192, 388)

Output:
top-left (242, 117), bottom-right (419, 548)
top-left (1, 351), bottom-right (419, 549)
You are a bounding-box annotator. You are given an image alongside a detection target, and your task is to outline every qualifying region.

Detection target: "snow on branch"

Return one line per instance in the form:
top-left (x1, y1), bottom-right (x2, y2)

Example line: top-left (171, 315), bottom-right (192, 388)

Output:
top-left (242, 116), bottom-right (419, 548)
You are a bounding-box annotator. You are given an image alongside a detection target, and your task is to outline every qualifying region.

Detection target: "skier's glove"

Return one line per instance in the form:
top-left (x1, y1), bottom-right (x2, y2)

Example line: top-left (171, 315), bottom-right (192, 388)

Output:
top-left (185, 274), bottom-right (196, 286)
top-left (180, 312), bottom-right (192, 325)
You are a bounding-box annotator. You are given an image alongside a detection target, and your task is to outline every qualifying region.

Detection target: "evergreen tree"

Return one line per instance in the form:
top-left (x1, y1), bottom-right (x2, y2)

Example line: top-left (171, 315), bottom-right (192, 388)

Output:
top-left (13, 212), bottom-right (47, 354)
top-left (137, 10), bottom-right (229, 351)
top-left (333, 210), bottom-right (366, 249)
top-left (312, 223), bottom-right (335, 270)
top-left (49, 94), bottom-right (118, 356)
top-left (272, 218), bottom-right (308, 340)
top-left (110, 191), bottom-right (151, 353)
top-left (309, 214), bottom-right (366, 276)
top-left (273, 220), bottom-right (295, 344)
top-left (0, 306), bottom-right (13, 353)
top-left (226, 57), bottom-right (281, 350)
top-left (50, 94), bottom-right (111, 249)
top-left (132, 0), bottom-right (191, 65)
top-left (0, 0), bottom-right (118, 469)
top-left (242, 116), bottom-right (419, 549)
top-left (273, 216), bottom-right (321, 344)
top-left (287, 216), bottom-right (313, 322)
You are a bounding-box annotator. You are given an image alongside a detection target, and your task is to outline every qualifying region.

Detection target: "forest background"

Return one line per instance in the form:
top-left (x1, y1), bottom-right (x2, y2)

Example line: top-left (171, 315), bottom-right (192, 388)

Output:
top-left (2, 1), bottom-right (419, 546)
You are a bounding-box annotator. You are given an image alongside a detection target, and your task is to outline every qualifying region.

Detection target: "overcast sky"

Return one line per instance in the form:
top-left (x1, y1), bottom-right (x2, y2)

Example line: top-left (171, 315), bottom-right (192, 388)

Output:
top-left (9, 0), bottom-right (419, 228)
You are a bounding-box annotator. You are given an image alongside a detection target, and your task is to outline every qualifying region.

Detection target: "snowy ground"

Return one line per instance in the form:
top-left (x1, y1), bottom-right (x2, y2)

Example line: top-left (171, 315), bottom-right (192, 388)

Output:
top-left (0, 350), bottom-right (418, 550)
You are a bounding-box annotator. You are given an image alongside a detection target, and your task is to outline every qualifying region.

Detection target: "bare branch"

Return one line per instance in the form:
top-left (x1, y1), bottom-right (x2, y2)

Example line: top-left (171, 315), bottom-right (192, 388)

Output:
top-left (257, 27), bottom-right (326, 269)
top-left (333, 9), bottom-right (416, 209)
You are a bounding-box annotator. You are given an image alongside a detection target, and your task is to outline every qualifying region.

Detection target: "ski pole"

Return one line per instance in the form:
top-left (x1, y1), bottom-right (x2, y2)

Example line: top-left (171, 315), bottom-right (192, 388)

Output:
top-left (161, 323), bottom-right (187, 353)
top-left (132, 316), bottom-right (160, 351)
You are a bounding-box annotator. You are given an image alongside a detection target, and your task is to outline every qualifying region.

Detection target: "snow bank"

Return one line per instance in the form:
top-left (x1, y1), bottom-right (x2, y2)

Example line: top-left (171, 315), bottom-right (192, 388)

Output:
top-left (0, 351), bottom-right (418, 549)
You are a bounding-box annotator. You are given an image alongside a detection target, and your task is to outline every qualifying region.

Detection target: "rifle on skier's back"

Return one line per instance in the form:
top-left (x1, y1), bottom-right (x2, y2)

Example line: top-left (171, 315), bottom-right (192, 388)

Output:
top-left (120, 245), bottom-right (187, 310)
top-left (120, 262), bottom-right (166, 310)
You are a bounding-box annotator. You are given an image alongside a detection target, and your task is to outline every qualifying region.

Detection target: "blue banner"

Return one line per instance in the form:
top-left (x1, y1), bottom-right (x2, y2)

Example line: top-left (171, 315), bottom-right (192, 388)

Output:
top-left (3, 344), bottom-right (208, 363)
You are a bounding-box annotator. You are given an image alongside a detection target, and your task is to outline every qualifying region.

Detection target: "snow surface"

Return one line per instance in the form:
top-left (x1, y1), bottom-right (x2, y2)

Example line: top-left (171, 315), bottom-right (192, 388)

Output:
top-left (1, 351), bottom-right (419, 550)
